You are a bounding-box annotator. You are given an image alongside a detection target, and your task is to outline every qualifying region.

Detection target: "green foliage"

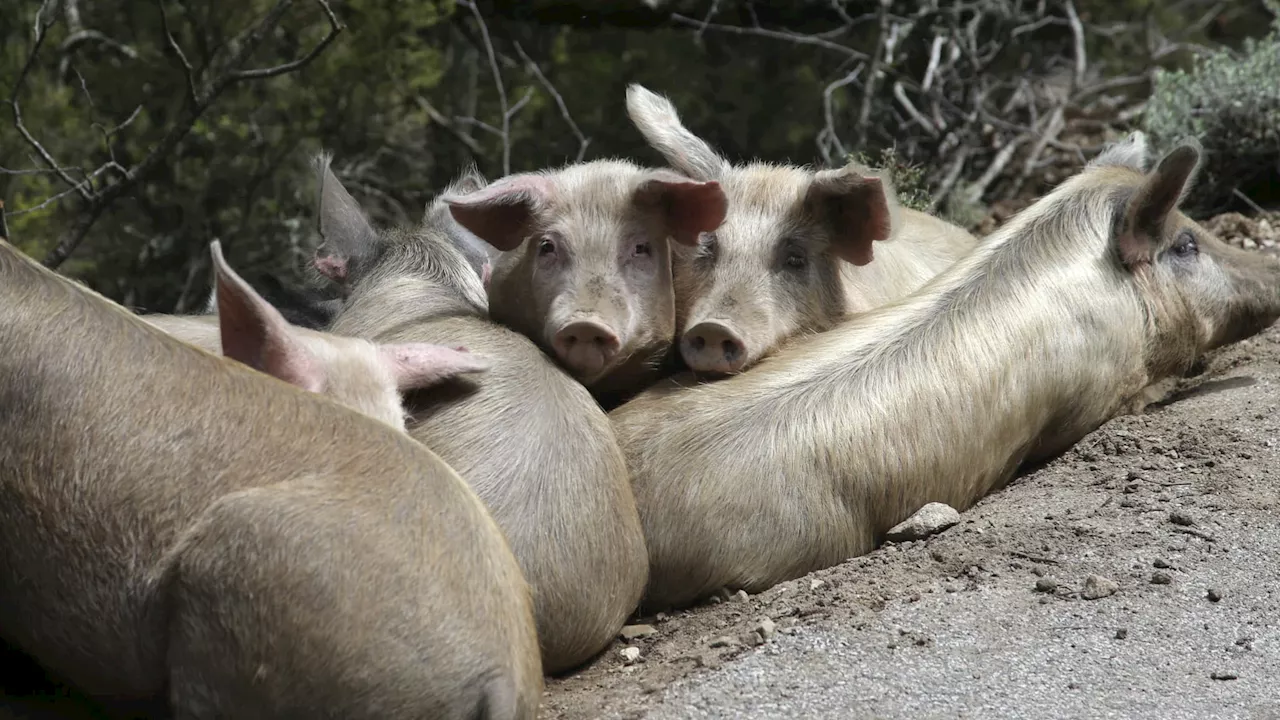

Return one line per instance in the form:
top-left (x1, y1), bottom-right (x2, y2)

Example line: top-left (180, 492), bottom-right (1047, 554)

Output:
top-left (1144, 12), bottom-right (1280, 212)
top-left (848, 147), bottom-right (932, 213)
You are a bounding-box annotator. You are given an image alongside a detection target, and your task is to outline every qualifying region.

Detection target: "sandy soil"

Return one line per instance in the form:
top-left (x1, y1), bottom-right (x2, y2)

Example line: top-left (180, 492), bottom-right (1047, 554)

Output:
top-left (539, 217), bottom-right (1280, 720)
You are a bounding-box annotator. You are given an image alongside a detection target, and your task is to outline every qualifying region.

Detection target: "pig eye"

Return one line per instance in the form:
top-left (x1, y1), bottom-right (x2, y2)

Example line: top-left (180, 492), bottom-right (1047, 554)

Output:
top-left (784, 248), bottom-right (807, 269)
top-left (632, 241), bottom-right (652, 258)
top-left (1170, 232), bottom-right (1199, 258)
top-left (536, 235), bottom-right (558, 257)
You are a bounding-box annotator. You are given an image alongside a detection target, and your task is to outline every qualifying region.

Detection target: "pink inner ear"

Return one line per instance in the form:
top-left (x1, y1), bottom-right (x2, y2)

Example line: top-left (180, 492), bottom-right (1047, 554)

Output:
top-left (444, 175), bottom-right (553, 252)
top-left (212, 244), bottom-right (323, 393)
top-left (379, 343), bottom-right (491, 392)
top-left (480, 261), bottom-right (492, 289)
top-left (313, 255), bottom-right (347, 282)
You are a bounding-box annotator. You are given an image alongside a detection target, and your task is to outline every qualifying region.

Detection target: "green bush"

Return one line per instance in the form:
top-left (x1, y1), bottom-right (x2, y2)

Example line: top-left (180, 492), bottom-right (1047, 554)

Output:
top-left (1144, 10), bottom-right (1280, 213)
top-left (848, 147), bottom-right (932, 213)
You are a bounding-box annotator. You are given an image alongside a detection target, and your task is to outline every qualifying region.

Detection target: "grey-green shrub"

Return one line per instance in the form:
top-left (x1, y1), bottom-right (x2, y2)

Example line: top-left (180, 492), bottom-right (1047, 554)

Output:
top-left (1144, 11), bottom-right (1280, 213)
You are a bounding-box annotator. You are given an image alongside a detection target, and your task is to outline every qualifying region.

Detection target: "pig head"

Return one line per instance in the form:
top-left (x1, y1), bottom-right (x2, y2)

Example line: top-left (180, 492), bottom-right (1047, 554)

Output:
top-left (443, 161), bottom-right (727, 390)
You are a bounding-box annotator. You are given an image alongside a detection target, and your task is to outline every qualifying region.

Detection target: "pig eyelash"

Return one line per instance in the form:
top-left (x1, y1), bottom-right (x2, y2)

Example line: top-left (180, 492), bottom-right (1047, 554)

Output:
top-left (1168, 231), bottom-right (1199, 259)
top-left (632, 242), bottom-right (652, 258)
top-left (536, 236), bottom-right (558, 257)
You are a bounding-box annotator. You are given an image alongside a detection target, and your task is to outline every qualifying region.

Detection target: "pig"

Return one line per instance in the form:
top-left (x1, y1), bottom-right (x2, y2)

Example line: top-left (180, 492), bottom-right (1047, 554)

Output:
top-left (0, 238), bottom-right (542, 718)
top-left (314, 155), bottom-right (650, 674)
top-left (625, 83), bottom-right (979, 374)
top-left (141, 241), bottom-right (487, 432)
top-left (440, 159), bottom-right (728, 398)
top-left (608, 132), bottom-right (1280, 610)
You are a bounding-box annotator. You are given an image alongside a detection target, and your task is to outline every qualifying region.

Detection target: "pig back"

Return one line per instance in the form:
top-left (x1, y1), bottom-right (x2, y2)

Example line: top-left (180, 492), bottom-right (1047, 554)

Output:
top-left (360, 312), bottom-right (649, 674)
top-left (0, 244), bottom-right (535, 703)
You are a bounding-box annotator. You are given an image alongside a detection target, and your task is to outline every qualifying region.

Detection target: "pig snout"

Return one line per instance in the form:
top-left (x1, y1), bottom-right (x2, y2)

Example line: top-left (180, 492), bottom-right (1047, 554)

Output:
top-left (681, 321), bottom-right (747, 374)
top-left (552, 320), bottom-right (621, 378)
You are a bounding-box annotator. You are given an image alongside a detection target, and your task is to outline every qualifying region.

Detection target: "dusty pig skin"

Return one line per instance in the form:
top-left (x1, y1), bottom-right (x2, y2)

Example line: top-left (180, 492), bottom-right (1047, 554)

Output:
top-left (0, 239), bottom-right (542, 718)
top-left (142, 241), bottom-right (487, 432)
top-left (609, 132), bottom-right (1280, 611)
top-left (442, 159), bottom-right (727, 400)
top-left (315, 155), bottom-right (650, 675)
top-left (625, 83), bottom-right (978, 376)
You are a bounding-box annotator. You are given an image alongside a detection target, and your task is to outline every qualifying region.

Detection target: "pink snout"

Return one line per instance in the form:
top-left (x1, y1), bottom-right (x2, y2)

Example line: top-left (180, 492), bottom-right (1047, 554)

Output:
top-left (552, 320), bottom-right (621, 378)
top-left (681, 321), bottom-right (747, 374)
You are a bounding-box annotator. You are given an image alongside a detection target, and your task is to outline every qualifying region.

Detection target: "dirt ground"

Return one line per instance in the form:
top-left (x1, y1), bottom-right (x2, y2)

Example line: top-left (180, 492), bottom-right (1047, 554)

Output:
top-left (539, 216), bottom-right (1280, 720)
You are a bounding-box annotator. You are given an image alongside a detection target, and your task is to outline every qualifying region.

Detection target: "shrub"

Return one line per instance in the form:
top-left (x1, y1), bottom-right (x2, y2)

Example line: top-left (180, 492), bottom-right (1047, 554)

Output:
top-left (1144, 10), bottom-right (1280, 213)
top-left (849, 146), bottom-right (933, 214)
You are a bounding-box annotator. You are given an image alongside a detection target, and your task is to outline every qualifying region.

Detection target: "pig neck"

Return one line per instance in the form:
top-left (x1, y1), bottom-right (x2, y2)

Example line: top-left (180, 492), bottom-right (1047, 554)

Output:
top-left (753, 184), bottom-right (1153, 486)
top-left (333, 275), bottom-right (484, 342)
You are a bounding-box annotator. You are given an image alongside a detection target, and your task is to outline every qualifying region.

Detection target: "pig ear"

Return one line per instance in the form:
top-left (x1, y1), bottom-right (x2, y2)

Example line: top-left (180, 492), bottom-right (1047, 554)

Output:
top-left (805, 168), bottom-right (893, 266)
top-left (1116, 142), bottom-right (1202, 271)
top-left (378, 343), bottom-right (491, 392)
top-left (625, 84), bottom-right (730, 181)
top-left (210, 241), bottom-right (323, 393)
top-left (634, 171), bottom-right (727, 246)
top-left (443, 174), bottom-right (553, 252)
top-left (312, 152), bottom-right (379, 281)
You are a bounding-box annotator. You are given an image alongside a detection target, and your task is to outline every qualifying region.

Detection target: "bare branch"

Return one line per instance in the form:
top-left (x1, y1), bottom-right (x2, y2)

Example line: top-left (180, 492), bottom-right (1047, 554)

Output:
top-left (416, 96), bottom-right (484, 156)
top-left (1063, 0), bottom-right (1086, 92)
top-left (458, 0), bottom-right (513, 175)
top-left (158, 0), bottom-right (198, 107)
top-left (514, 41), bottom-right (592, 163)
top-left (670, 13), bottom-right (870, 61)
top-left (819, 67), bottom-right (862, 163)
top-left (227, 0), bottom-right (344, 82)
top-left (0, 201), bottom-right (9, 243)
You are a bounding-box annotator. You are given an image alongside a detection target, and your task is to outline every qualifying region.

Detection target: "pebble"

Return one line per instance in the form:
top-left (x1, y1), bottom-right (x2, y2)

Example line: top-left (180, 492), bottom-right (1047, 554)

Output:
top-left (1169, 511), bottom-right (1196, 526)
top-left (755, 617), bottom-right (777, 641)
top-left (619, 646), bottom-right (641, 665)
top-left (1210, 671), bottom-right (1239, 681)
top-left (1208, 588), bottom-right (1224, 602)
top-left (1082, 575), bottom-right (1119, 600)
top-left (1035, 578), bottom-right (1058, 593)
top-left (885, 503), bottom-right (962, 541)
top-left (732, 590), bottom-right (750, 603)
top-left (1115, 628), bottom-right (1128, 640)
top-left (619, 624), bottom-right (657, 641)
top-left (1151, 572), bottom-right (1173, 585)
top-left (709, 636), bottom-right (737, 648)
top-left (1153, 559), bottom-right (1172, 569)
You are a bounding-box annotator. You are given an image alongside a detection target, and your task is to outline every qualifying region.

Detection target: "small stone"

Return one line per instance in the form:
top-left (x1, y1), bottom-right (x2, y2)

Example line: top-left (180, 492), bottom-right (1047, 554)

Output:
top-left (619, 624), bottom-right (657, 641)
top-left (619, 646), bottom-right (641, 665)
top-left (1208, 588), bottom-right (1223, 602)
top-left (1115, 628), bottom-right (1128, 640)
top-left (1151, 572), bottom-right (1173, 585)
top-left (809, 578), bottom-right (825, 591)
top-left (1082, 575), bottom-right (1119, 600)
top-left (709, 636), bottom-right (737, 649)
top-left (1126, 470), bottom-right (1143, 481)
top-left (695, 653), bottom-right (721, 669)
top-left (733, 589), bottom-right (750, 603)
top-left (1169, 511), bottom-right (1196, 527)
top-left (655, 612), bottom-right (670, 623)
top-left (1210, 671), bottom-right (1238, 681)
top-left (755, 618), bottom-right (777, 641)
top-left (1153, 559), bottom-right (1171, 569)
top-left (1035, 578), bottom-right (1058, 593)
top-left (744, 632), bottom-right (765, 646)
top-left (885, 503), bottom-right (962, 542)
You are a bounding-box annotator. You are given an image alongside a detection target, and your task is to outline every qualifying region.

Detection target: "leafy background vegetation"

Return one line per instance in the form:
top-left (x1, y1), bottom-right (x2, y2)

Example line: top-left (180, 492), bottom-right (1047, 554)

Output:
top-left (2, 0), bottom-right (1276, 312)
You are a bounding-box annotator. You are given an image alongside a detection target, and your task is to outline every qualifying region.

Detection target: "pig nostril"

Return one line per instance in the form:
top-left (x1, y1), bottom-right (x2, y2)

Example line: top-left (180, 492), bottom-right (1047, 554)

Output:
top-left (690, 336), bottom-right (707, 352)
top-left (722, 340), bottom-right (743, 362)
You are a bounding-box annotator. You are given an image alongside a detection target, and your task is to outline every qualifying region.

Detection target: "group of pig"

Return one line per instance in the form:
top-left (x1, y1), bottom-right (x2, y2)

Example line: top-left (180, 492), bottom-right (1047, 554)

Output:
top-left (3, 83), bottom-right (1279, 720)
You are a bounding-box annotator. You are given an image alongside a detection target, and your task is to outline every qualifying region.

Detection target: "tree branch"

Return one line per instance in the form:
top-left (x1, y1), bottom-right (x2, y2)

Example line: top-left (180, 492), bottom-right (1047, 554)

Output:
top-left (514, 41), bottom-right (592, 162)
top-left (458, 0), bottom-right (514, 175)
